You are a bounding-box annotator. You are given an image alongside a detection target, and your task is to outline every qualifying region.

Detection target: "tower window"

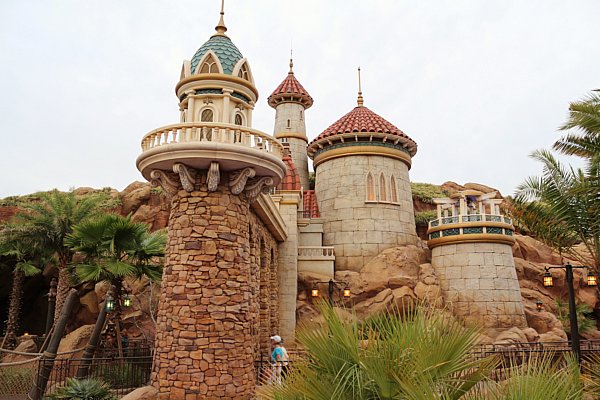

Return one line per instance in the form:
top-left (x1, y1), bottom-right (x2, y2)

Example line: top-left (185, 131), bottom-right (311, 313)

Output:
top-left (201, 109), bottom-right (214, 122)
top-left (235, 114), bottom-right (243, 125)
top-left (237, 62), bottom-right (250, 81)
top-left (200, 54), bottom-right (219, 74)
top-left (300, 110), bottom-right (303, 120)
top-left (287, 119), bottom-right (291, 128)
top-left (390, 175), bottom-right (398, 203)
top-left (366, 172), bottom-right (375, 201)
top-left (379, 173), bottom-right (387, 202)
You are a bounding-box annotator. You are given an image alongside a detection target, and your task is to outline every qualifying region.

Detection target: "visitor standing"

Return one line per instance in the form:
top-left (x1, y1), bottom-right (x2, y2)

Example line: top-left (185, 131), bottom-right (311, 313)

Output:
top-left (270, 335), bottom-right (289, 383)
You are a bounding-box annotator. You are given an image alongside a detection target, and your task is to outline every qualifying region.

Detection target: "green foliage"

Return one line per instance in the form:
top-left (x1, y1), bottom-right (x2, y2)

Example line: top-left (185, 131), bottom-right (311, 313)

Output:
top-left (48, 378), bottom-right (115, 400)
top-left (414, 210), bottom-right (437, 226)
top-left (555, 298), bottom-right (596, 334)
top-left (308, 172), bottom-right (316, 190)
top-left (257, 302), bottom-right (497, 399)
top-left (411, 182), bottom-right (448, 204)
top-left (94, 362), bottom-right (150, 388)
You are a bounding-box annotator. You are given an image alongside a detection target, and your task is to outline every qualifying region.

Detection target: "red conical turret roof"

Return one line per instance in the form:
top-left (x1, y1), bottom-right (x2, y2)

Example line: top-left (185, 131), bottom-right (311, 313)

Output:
top-left (268, 59), bottom-right (313, 109)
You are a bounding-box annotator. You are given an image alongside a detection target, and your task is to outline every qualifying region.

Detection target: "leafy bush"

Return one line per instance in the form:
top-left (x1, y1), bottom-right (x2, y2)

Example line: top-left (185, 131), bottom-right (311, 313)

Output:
top-left (555, 298), bottom-right (596, 334)
top-left (411, 183), bottom-right (448, 204)
top-left (48, 378), bottom-right (115, 400)
top-left (94, 362), bottom-right (150, 388)
top-left (414, 210), bottom-right (437, 225)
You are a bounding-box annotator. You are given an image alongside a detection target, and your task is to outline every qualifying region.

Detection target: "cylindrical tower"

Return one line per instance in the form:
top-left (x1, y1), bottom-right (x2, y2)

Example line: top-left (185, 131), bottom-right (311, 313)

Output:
top-left (427, 190), bottom-right (527, 333)
top-left (307, 83), bottom-right (418, 272)
top-left (268, 59), bottom-right (313, 190)
top-left (136, 7), bottom-right (285, 399)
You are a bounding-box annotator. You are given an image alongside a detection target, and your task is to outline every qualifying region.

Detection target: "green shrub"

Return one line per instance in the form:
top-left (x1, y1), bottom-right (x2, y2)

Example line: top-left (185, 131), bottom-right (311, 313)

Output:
top-left (414, 210), bottom-right (438, 225)
top-left (411, 183), bottom-right (448, 204)
top-left (94, 362), bottom-right (150, 388)
top-left (555, 298), bottom-right (596, 334)
top-left (48, 378), bottom-right (115, 400)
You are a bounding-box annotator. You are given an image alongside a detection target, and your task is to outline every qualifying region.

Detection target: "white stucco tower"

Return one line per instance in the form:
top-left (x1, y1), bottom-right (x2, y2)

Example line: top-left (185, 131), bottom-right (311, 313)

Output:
top-left (307, 73), bottom-right (418, 272)
top-left (268, 59), bottom-right (313, 190)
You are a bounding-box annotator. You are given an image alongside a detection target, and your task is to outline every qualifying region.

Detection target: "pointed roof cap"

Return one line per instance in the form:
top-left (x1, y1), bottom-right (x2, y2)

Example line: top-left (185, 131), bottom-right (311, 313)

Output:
top-left (268, 59), bottom-right (313, 109)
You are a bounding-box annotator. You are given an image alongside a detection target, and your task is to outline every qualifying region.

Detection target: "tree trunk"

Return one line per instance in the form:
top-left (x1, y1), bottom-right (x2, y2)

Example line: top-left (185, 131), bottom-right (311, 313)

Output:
top-left (53, 254), bottom-right (72, 327)
top-left (2, 269), bottom-right (24, 350)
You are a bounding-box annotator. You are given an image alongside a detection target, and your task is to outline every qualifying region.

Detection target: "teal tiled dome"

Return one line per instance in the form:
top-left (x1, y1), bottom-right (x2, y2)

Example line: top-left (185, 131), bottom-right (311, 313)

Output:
top-left (190, 35), bottom-right (243, 75)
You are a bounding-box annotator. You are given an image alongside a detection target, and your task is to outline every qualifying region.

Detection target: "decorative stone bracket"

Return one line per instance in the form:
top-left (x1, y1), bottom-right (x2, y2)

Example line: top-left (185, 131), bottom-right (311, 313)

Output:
top-left (150, 163), bottom-right (274, 202)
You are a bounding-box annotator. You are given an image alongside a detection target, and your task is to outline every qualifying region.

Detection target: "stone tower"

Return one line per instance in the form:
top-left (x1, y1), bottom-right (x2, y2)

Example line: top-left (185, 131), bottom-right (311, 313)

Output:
top-left (307, 74), bottom-right (418, 272)
top-left (427, 190), bottom-right (527, 334)
top-left (268, 59), bottom-right (313, 190)
top-left (135, 6), bottom-right (286, 399)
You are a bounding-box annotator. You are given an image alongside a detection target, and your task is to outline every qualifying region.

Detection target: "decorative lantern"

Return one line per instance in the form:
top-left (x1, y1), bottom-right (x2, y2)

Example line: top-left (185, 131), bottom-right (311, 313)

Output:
top-left (123, 293), bottom-right (132, 308)
top-left (587, 271), bottom-right (597, 287)
top-left (105, 294), bottom-right (115, 312)
top-left (543, 269), bottom-right (554, 287)
top-left (343, 287), bottom-right (351, 298)
top-left (311, 286), bottom-right (319, 297)
top-left (535, 299), bottom-right (543, 312)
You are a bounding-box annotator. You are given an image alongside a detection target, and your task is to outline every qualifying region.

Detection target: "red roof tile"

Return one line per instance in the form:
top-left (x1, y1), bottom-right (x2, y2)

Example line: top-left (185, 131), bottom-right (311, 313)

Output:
top-left (308, 106), bottom-right (417, 156)
top-left (303, 190), bottom-right (320, 218)
top-left (268, 71), bottom-right (313, 109)
top-left (277, 155), bottom-right (301, 191)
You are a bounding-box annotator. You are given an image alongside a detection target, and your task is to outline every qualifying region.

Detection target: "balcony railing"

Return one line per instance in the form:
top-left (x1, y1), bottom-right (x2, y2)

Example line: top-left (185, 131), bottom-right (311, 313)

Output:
top-left (429, 214), bottom-right (512, 229)
top-left (298, 246), bottom-right (335, 258)
top-left (140, 122), bottom-right (284, 159)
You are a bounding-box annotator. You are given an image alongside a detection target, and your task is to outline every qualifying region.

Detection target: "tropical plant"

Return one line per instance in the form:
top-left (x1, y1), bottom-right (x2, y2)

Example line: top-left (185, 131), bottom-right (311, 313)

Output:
top-left (257, 301), bottom-right (497, 399)
top-left (555, 298), bottom-right (596, 335)
top-left (414, 210), bottom-right (438, 226)
top-left (4, 189), bottom-right (109, 324)
top-left (0, 233), bottom-right (50, 349)
top-left (411, 182), bottom-right (449, 204)
top-left (66, 213), bottom-right (165, 356)
top-left (47, 378), bottom-right (115, 400)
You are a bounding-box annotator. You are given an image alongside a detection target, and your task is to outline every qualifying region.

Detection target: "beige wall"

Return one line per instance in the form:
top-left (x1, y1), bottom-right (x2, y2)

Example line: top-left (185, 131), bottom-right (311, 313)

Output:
top-left (315, 154), bottom-right (417, 272)
top-left (274, 102), bottom-right (309, 189)
top-left (431, 242), bottom-right (527, 332)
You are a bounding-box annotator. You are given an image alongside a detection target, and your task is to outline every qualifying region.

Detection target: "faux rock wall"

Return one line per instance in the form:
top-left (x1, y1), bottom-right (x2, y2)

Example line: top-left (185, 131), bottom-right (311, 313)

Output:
top-left (316, 154), bottom-right (418, 271)
top-left (431, 242), bottom-right (527, 331)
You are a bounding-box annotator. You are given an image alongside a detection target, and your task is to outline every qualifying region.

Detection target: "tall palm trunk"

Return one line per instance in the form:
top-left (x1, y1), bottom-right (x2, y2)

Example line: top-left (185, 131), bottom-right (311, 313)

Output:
top-left (53, 253), bottom-right (72, 327)
top-left (2, 269), bottom-right (24, 349)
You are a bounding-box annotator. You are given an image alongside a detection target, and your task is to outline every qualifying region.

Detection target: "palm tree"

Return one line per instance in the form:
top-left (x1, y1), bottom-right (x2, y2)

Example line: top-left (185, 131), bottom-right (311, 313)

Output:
top-left (257, 302), bottom-right (497, 399)
top-left (7, 189), bottom-right (109, 324)
top-left (66, 214), bottom-right (165, 355)
top-left (0, 238), bottom-right (46, 349)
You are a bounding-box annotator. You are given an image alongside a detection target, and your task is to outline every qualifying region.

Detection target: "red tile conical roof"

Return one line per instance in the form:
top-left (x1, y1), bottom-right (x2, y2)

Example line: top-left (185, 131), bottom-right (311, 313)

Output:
top-left (268, 60), bottom-right (313, 109)
top-left (277, 155), bottom-right (301, 191)
top-left (308, 105), bottom-right (417, 157)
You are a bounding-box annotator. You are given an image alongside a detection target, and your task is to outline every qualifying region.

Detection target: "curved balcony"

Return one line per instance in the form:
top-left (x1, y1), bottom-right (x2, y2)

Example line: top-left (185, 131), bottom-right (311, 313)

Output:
top-left (427, 213), bottom-right (515, 249)
top-left (136, 122), bottom-right (286, 184)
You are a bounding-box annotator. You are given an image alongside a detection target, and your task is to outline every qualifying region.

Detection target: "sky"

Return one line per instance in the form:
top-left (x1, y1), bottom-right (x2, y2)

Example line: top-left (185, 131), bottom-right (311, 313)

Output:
top-left (0, 0), bottom-right (598, 198)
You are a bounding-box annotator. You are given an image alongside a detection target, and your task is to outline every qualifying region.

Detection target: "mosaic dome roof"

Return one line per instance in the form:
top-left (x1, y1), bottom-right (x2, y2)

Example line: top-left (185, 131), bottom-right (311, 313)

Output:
top-left (190, 35), bottom-right (243, 75)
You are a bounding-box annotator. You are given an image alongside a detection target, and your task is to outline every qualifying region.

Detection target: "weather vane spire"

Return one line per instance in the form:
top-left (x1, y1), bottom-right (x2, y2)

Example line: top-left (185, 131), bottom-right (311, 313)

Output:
top-left (289, 44), bottom-right (294, 74)
top-left (357, 67), bottom-right (364, 107)
top-left (215, 0), bottom-right (228, 36)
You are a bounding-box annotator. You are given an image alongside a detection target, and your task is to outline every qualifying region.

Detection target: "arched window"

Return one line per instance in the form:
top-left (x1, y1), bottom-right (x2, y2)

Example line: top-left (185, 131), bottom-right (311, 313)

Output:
top-left (366, 172), bottom-right (375, 201)
top-left (234, 113), bottom-right (243, 125)
top-left (237, 62), bottom-right (250, 80)
top-left (200, 54), bottom-right (219, 74)
top-left (201, 108), bottom-right (214, 122)
top-left (390, 175), bottom-right (398, 203)
top-left (379, 173), bottom-right (387, 202)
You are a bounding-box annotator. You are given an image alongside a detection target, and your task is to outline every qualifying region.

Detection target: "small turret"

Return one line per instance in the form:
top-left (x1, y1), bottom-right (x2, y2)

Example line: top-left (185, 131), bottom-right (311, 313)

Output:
top-left (268, 58), bottom-right (313, 190)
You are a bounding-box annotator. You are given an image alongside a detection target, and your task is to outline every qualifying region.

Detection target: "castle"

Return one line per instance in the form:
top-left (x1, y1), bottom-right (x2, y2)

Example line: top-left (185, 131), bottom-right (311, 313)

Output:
top-left (135, 4), bottom-right (526, 398)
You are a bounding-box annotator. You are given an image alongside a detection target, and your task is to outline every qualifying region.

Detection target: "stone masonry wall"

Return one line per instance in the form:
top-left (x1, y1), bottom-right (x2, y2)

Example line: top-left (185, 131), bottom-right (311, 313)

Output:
top-left (316, 154), bottom-right (417, 272)
top-left (431, 242), bottom-right (527, 332)
top-left (151, 177), bottom-right (278, 399)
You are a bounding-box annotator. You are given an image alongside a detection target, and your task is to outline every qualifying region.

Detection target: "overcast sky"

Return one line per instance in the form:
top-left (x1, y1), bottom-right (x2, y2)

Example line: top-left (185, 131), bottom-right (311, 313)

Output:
top-left (1, 0), bottom-right (598, 198)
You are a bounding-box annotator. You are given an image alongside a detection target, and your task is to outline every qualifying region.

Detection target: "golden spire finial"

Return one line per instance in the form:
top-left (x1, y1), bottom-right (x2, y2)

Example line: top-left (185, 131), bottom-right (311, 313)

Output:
top-left (215, 0), bottom-right (228, 36)
top-left (289, 46), bottom-right (294, 74)
top-left (357, 67), bottom-right (364, 107)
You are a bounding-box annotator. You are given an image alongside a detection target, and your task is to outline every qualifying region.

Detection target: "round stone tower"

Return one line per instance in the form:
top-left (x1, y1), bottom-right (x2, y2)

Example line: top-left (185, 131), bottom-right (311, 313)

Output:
top-left (268, 59), bottom-right (313, 190)
top-left (427, 190), bottom-right (527, 334)
top-left (307, 75), bottom-right (418, 272)
top-left (136, 7), bottom-right (285, 399)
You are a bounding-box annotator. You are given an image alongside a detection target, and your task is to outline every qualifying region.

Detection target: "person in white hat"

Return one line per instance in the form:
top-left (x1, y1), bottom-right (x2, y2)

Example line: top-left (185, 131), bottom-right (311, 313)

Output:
top-left (270, 335), bottom-right (289, 383)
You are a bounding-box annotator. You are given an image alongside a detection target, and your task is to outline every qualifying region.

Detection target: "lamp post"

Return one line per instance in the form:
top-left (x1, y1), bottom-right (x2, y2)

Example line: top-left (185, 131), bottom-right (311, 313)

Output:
top-left (311, 279), bottom-right (351, 303)
top-left (543, 264), bottom-right (597, 364)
